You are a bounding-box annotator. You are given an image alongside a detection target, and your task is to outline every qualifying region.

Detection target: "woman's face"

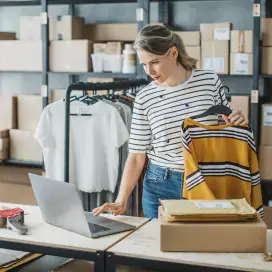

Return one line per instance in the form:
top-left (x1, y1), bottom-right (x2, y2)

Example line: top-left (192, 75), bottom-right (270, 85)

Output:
top-left (137, 47), bottom-right (178, 84)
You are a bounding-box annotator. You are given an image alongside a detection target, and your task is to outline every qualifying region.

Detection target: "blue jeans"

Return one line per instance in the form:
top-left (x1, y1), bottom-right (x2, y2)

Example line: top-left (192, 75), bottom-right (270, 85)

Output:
top-left (142, 162), bottom-right (184, 219)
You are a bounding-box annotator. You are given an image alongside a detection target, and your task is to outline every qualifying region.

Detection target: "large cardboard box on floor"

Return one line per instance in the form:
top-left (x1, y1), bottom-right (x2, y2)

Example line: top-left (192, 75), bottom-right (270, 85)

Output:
top-left (259, 145), bottom-right (272, 180)
top-left (173, 32), bottom-right (200, 46)
top-left (228, 96), bottom-right (249, 120)
top-left (20, 15), bottom-right (84, 41)
top-left (159, 207), bottom-right (267, 252)
top-left (231, 30), bottom-right (253, 53)
top-left (262, 18), bottom-right (272, 46)
top-left (262, 47), bottom-right (272, 74)
top-left (9, 129), bottom-right (42, 163)
top-left (84, 24), bottom-right (138, 41)
top-left (17, 95), bottom-right (42, 132)
top-left (0, 32), bottom-right (16, 40)
top-left (0, 96), bottom-right (17, 130)
top-left (200, 22), bottom-right (231, 41)
top-left (50, 40), bottom-right (92, 72)
top-left (261, 104), bottom-right (272, 145)
top-left (230, 53), bottom-right (253, 75)
top-left (201, 40), bottom-right (229, 74)
top-left (185, 46), bottom-right (201, 69)
top-left (0, 41), bottom-right (42, 71)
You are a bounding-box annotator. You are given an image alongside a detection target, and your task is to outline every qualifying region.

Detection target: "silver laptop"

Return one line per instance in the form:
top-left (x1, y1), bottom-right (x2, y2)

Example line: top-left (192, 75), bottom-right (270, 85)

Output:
top-left (28, 173), bottom-right (136, 238)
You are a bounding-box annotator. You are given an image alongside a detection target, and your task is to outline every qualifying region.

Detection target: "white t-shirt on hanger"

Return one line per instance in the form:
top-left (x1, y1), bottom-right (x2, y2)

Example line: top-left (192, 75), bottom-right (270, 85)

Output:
top-left (35, 100), bottom-right (129, 193)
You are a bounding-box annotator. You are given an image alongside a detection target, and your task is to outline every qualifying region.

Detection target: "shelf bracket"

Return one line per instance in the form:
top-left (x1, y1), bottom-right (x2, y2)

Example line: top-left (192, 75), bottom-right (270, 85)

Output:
top-left (253, 4), bottom-right (260, 17)
top-left (251, 90), bottom-right (259, 103)
top-left (40, 12), bottom-right (48, 25)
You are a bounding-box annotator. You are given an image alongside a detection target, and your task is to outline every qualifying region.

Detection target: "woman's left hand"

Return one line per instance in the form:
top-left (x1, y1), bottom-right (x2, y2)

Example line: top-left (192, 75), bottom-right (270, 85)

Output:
top-left (222, 109), bottom-right (248, 126)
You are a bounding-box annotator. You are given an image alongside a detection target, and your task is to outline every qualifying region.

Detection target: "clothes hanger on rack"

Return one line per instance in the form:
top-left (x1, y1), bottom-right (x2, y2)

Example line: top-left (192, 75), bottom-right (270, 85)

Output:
top-left (191, 85), bottom-right (232, 120)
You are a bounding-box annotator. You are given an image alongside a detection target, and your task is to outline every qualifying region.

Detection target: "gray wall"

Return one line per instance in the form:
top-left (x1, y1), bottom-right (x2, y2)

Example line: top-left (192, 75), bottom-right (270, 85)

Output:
top-left (0, 1), bottom-right (261, 96)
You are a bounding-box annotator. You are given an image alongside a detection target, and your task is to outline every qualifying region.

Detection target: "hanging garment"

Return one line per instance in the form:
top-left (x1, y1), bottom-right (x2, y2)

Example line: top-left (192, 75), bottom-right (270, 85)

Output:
top-left (181, 117), bottom-right (263, 217)
top-left (35, 99), bottom-right (129, 193)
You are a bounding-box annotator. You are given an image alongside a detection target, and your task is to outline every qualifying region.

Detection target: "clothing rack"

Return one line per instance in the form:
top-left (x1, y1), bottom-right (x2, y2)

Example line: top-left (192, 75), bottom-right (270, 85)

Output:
top-left (64, 79), bottom-right (148, 213)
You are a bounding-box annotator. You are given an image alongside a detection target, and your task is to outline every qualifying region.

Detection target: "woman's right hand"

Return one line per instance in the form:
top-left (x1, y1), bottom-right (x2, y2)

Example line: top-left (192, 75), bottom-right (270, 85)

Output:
top-left (92, 201), bottom-right (127, 216)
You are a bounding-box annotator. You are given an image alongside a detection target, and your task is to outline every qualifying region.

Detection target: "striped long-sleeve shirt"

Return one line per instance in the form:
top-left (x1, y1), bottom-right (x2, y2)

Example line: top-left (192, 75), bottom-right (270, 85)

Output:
top-left (128, 69), bottom-right (230, 171)
top-left (181, 117), bottom-right (264, 217)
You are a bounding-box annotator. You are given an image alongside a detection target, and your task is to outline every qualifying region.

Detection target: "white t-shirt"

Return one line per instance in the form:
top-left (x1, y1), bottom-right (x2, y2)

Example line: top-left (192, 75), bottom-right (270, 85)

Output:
top-left (35, 100), bottom-right (129, 193)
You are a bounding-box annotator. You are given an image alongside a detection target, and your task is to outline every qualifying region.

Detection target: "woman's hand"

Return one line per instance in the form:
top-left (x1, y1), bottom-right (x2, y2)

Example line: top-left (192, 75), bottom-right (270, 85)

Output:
top-left (92, 201), bottom-right (127, 216)
top-left (222, 109), bottom-right (248, 126)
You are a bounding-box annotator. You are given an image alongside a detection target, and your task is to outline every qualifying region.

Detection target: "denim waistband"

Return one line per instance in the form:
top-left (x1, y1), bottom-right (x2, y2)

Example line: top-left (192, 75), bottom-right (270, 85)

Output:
top-left (147, 162), bottom-right (183, 180)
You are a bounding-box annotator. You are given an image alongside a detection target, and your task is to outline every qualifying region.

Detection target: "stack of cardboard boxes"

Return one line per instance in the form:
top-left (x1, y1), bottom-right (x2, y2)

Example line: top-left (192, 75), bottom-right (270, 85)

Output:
top-left (200, 22), bottom-right (231, 74)
top-left (262, 18), bottom-right (272, 74)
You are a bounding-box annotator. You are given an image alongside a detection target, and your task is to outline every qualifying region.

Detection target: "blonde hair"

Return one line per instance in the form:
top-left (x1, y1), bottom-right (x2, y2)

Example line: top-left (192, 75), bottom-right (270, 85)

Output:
top-left (134, 24), bottom-right (197, 70)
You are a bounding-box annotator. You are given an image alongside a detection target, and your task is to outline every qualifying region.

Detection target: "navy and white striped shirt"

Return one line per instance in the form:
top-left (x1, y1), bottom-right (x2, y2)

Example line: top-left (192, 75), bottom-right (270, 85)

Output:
top-left (128, 69), bottom-right (230, 172)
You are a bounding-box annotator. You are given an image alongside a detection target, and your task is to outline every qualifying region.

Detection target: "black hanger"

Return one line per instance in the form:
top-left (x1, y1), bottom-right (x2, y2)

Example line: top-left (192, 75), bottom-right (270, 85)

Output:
top-left (191, 85), bottom-right (232, 120)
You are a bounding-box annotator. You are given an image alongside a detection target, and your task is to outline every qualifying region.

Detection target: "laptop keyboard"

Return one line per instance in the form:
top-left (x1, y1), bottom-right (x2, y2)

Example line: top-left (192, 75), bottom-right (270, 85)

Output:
top-left (88, 222), bottom-right (111, 233)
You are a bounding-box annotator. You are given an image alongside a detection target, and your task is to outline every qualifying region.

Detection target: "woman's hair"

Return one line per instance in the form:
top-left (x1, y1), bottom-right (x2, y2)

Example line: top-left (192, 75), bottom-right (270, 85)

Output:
top-left (134, 24), bottom-right (197, 70)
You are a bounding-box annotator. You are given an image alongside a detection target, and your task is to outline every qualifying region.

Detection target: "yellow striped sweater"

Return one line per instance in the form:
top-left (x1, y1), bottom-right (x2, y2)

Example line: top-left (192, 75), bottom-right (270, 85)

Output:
top-left (181, 117), bottom-right (263, 217)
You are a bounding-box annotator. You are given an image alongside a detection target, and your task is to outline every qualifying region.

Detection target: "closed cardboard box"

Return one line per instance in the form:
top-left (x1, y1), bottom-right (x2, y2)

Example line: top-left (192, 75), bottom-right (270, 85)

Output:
top-left (262, 18), bottom-right (272, 46)
top-left (259, 145), bottom-right (272, 180)
top-left (230, 53), bottom-right (253, 75)
top-left (84, 24), bottom-right (138, 41)
top-left (50, 40), bottom-right (92, 72)
top-left (17, 95), bottom-right (42, 132)
top-left (185, 46), bottom-right (201, 69)
top-left (0, 32), bottom-right (16, 40)
top-left (261, 104), bottom-right (272, 145)
top-left (200, 22), bottom-right (231, 41)
top-left (160, 209), bottom-right (267, 252)
top-left (10, 129), bottom-right (42, 163)
top-left (0, 138), bottom-right (9, 151)
top-left (263, 206), bottom-right (272, 229)
top-left (201, 41), bottom-right (229, 74)
top-left (20, 15), bottom-right (84, 41)
top-left (262, 47), bottom-right (272, 74)
top-left (228, 96), bottom-right (249, 120)
top-left (0, 41), bottom-right (42, 71)
top-left (0, 149), bottom-right (8, 161)
top-left (0, 96), bottom-right (17, 130)
top-left (173, 31), bottom-right (200, 46)
top-left (231, 30), bottom-right (253, 53)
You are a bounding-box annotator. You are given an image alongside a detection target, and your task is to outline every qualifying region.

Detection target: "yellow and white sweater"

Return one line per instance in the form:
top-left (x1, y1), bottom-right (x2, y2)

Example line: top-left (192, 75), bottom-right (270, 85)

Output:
top-left (181, 117), bottom-right (264, 217)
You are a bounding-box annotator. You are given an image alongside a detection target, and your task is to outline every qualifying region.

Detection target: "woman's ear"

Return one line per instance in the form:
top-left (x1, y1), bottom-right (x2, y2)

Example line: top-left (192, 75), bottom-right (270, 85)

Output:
top-left (171, 46), bottom-right (178, 60)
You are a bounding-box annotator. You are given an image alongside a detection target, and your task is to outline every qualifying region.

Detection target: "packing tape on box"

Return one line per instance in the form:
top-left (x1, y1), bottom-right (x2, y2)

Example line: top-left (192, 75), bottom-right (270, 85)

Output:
top-left (238, 31), bottom-right (245, 53)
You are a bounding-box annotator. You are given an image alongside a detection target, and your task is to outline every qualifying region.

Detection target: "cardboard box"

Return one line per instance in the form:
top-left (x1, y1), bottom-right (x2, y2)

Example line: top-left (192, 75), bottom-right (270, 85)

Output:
top-left (84, 24), bottom-right (138, 41)
top-left (261, 104), bottom-right (272, 145)
top-left (263, 206), bottom-right (272, 229)
top-left (231, 30), bottom-right (253, 53)
top-left (0, 138), bottom-right (9, 151)
top-left (159, 207), bottom-right (267, 252)
top-left (0, 41), bottom-right (42, 71)
top-left (17, 95), bottom-right (42, 132)
top-left (49, 15), bottom-right (84, 41)
top-left (20, 15), bottom-right (84, 41)
top-left (200, 22), bottom-right (231, 41)
top-left (0, 96), bottom-right (17, 130)
top-left (0, 165), bottom-right (42, 185)
top-left (50, 40), bottom-right (92, 72)
top-left (259, 145), bottom-right (272, 180)
top-left (262, 47), bottom-right (272, 74)
top-left (201, 41), bottom-right (229, 74)
top-left (185, 46), bottom-right (201, 69)
top-left (0, 129), bottom-right (9, 138)
top-left (228, 96), bottom-right (249, 120)
top-left (262, 18), bottom-right (272, 46)
top-left (9, 129), bottom-right (42, 163)
top-left (173, 31), bottom-right (200, 46)
top-left (93, 43), bottom-right (107, 54)
top-left (230, 53), bottom-right (253, 75)
top-left (0, 32), bottom-right (16, 40)
top-left (106, 42), bottom-right (123, 54)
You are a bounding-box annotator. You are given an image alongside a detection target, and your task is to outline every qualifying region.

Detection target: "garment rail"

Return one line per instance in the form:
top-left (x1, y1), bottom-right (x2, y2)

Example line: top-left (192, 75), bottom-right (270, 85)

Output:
top-left (64, 79), bottom-right (148, 213)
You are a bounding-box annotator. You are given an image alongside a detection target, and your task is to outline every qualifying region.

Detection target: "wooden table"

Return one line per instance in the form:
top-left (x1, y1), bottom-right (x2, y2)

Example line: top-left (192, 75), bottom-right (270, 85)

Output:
top-left (107, 219), bottom-right (272, 272)
top-left (0, 203), bottom-right (149, 272)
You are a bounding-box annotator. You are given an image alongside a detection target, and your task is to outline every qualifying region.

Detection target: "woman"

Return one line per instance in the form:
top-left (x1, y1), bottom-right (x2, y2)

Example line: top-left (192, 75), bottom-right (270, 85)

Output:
top-left (92, 24), bottom-right (247, 219)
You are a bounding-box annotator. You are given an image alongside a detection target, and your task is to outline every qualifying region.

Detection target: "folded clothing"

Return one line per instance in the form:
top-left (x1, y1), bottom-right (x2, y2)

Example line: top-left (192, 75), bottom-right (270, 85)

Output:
top-left (160, 198), bottom-right (258, 222)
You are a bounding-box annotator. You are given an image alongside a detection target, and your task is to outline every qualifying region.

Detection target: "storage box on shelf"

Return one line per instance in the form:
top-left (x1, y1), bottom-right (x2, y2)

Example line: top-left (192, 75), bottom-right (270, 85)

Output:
top-left (20, 15), bottom-right (84, 41)
top-left (0, 32), bottom-right (16, 40)
top-left (0, 96), bottom-right (17, 130)
top-left (262, 18), bottom-right (272, 75)
top-left (228, 96), bottom-right (249, 121)
top-left (0, 133), bottom-right (9, 162)
top-left (200, 22), bottom-right (232, 41)
top-left (173, 31), bottom-right (200, 46)
top-left (185, 46), bottom-right (201, 69)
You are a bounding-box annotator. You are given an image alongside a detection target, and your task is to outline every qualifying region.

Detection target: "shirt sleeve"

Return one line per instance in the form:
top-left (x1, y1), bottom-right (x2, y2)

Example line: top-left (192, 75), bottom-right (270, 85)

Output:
top-left (213, 73), bottom-right (232, 109)
top-left (247, 129), bottom-right (264, 217)
top-left (34, 105), bottom-right (55, 148)
top-left (111, 107), bottom-right (129, 148)
top-left (128, 94), bottom-right (152, 154)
